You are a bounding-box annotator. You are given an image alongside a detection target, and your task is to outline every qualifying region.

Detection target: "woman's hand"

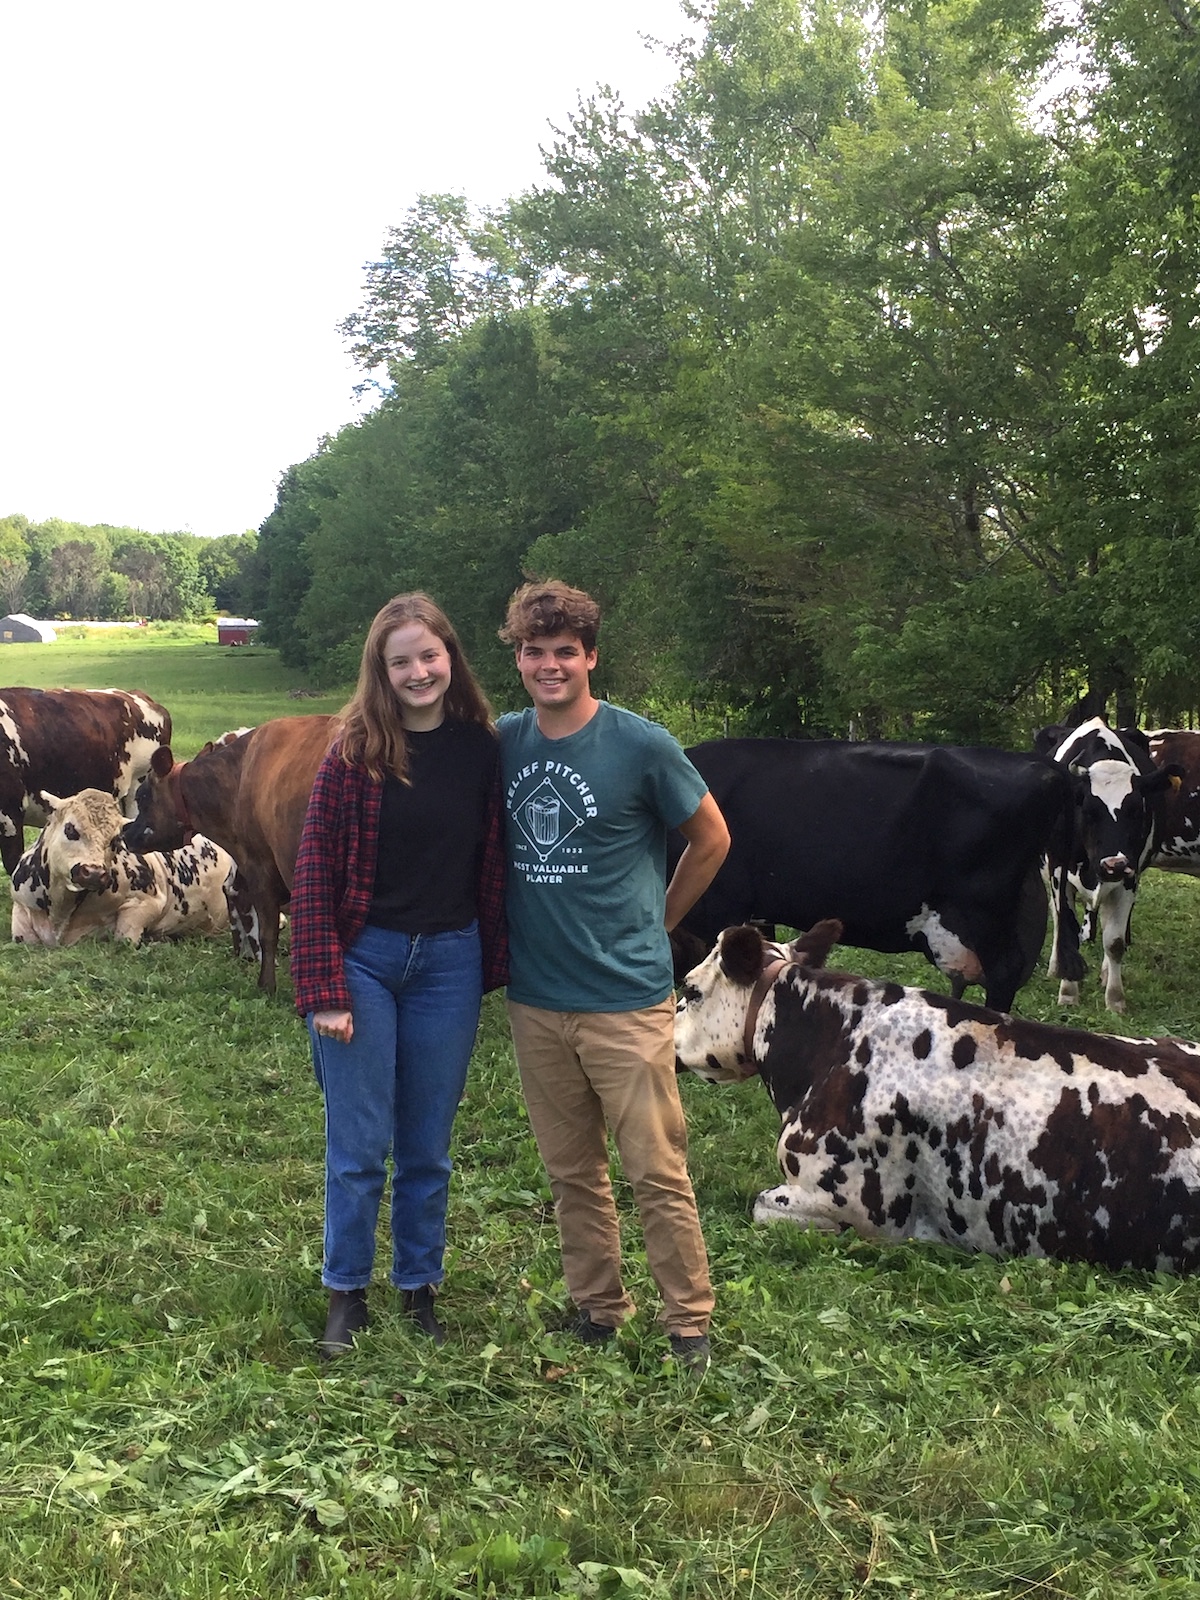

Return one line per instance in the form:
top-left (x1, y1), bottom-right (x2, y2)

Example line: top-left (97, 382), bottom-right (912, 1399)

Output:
top-left (312, 1010), bottom-right (354, 1044)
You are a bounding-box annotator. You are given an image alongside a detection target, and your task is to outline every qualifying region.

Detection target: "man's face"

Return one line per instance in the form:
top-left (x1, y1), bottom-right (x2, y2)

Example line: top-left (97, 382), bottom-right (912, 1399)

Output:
top-left (515, 631), bottom-right (597, 713)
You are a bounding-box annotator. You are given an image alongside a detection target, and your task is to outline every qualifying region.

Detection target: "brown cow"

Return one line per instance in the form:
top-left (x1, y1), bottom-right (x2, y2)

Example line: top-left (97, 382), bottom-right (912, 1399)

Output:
top-left (0, 687), bottom-right (171, 876)
top-left (121, 715), bottom-right (333, 991)
top-left (1149, 730), bottom-right (1200, 877)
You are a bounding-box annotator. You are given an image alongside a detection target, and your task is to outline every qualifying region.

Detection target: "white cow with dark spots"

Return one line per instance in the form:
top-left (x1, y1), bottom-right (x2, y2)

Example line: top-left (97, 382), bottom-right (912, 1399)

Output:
top-left (675, 920), bottom-right (1200, 1272)
top-left (10, 789), bottom-right (234, 947)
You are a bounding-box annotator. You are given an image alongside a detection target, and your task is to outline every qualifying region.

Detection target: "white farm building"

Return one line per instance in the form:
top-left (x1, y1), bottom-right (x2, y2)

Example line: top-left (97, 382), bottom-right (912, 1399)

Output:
top-left (0, 614), bottom-right (57, 643)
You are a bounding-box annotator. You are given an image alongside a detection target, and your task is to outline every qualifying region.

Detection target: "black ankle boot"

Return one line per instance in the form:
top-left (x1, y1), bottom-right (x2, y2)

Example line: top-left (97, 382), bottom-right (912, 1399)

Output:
top-left (402, 1284), bottom-right (445, 1345)
top-left (320, 1288), bottom-right (369, 1360)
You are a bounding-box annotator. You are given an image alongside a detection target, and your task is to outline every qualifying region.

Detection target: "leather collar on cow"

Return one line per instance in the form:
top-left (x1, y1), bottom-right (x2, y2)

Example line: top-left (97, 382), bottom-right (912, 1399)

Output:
top-left (742, 953), bottom-right (799, 1072)
top-left (170, 761), bottom-right (195, 845)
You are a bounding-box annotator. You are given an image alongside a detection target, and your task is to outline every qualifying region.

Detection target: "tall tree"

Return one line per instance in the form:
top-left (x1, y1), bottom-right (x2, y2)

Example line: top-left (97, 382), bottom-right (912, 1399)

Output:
top-left (338, 194), bottom-right (531, 377)
top-left (111, 534), bottom-right (205, 621)
top-left (196, 531), bottom-right (259, 614)
top-left (45, 540), bottom-right (108, 619)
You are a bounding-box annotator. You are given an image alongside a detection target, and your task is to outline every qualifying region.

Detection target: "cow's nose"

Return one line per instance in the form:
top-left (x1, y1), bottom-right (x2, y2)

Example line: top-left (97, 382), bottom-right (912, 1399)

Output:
top-left (69, 862), bottom-right (107, 889)
top-left (1098, 854), bottom-right (1131, 881)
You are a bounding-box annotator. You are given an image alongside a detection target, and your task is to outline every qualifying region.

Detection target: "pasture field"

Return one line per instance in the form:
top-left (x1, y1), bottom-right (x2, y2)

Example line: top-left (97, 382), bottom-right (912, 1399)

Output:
top-left (0, 625), bottom-right (348, 757)
top-left (3, 632), bottom-right (1200, 1596)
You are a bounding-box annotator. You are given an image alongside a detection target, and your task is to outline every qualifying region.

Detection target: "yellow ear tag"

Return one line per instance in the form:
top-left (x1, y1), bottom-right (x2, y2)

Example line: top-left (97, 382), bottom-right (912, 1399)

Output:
top-left (1170, 774), bottom-right (1183, 792)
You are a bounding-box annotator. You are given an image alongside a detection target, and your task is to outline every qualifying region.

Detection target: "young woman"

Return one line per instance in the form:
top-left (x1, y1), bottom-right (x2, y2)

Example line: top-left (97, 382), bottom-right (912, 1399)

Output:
top-left (290, 594), bottom-right (507, 1359)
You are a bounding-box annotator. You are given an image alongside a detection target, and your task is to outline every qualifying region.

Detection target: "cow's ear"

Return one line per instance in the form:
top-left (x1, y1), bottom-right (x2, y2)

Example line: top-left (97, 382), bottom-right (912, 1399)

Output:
top-left (41, 792), bottom-right (64, 812)
top-left (787, 918), bottom-right (842, 969)
top-left (717, 925), bottom-right (766, 987)
top-left (150, 745), bottom-right (174, 778)
top-left (1137, 764), bottom-right (1185, 795)
top-left (670, 925), bottom-right (708, 985)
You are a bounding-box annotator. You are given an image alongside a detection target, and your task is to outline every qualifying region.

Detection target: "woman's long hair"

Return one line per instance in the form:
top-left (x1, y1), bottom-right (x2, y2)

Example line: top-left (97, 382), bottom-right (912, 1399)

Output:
top-left (337, 593), bottom-right (492, 781)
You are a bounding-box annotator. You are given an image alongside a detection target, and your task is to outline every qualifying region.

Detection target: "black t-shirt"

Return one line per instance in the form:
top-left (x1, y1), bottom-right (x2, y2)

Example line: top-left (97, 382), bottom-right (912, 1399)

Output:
top-left (367, 718), bottom-right (497, 935)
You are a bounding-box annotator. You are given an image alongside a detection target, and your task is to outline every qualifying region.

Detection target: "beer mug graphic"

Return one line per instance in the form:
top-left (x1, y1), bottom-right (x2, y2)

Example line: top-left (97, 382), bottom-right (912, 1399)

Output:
top-left (527, 792), bottom-right (560, 847)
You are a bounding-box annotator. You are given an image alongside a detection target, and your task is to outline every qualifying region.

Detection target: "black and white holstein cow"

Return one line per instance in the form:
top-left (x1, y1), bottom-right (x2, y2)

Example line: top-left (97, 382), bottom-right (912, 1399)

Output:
top-left (1035, 716), bottom-right (1182, 1012)
top-left (0, 687), bottom-right (171, 877)
top-left (670, 738), bottom-right (1083, 1013)
top-left (674, 920), bottom-right (1200, 1273)
top-left (11, 789), bottom-right (235, 947)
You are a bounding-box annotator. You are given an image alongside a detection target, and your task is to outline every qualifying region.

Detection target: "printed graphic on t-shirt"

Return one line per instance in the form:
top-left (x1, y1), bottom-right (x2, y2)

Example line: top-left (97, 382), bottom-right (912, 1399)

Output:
top-left (506, 759), bottom-right (599, 880)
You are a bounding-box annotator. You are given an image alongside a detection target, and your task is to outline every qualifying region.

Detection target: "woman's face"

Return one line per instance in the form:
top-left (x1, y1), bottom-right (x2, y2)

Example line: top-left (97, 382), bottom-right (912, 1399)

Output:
top-left (383, 621), bottom-right (452, 729)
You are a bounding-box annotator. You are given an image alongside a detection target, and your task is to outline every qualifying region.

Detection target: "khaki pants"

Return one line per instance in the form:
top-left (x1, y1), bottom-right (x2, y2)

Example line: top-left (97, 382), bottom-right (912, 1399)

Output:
top-left (507, 997), bottom-right (713, 1337)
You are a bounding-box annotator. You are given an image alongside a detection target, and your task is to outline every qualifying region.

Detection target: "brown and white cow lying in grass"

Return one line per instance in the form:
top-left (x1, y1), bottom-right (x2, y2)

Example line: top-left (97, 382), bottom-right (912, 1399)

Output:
top-left (674, 920), bottom-right (1200, 1273)
top-left (10, 789), bottom-right (234, 947)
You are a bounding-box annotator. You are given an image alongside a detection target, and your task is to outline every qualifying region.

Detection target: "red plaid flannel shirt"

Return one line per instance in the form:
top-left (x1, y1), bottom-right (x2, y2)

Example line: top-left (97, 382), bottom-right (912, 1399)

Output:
top-left (290, 736), bottom-right (509, 1017)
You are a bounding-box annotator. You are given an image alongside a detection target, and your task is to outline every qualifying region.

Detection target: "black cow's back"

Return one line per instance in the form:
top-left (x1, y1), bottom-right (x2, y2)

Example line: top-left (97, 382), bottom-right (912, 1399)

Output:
top-left (673, 737), bottom-right (1073, 1008)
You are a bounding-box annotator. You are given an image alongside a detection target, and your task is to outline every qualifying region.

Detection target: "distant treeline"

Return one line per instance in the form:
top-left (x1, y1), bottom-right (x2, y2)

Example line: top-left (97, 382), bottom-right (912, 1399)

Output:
top-left (0, 515), bottom-right (259, 624)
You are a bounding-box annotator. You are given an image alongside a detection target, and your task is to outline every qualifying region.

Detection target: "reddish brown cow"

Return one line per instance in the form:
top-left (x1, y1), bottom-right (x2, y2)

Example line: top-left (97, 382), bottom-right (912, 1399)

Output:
top-left (0, 687), bottom-right (171, 876)
top-left (1149, 730), bottom-right (1200, 876)
top-left (121, 715), bottom-right (333, 991)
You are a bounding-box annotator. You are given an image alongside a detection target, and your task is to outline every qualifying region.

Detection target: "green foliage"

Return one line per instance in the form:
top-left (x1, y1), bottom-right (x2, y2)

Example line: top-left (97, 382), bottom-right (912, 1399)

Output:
top-left (111, 533), bottom-right (208, 621)
top-left (0, 515), bottom-right (247, 624)
top-left (194, 531), bottom-right (259, 616)
top-left (249, 0), bottom-right (1200, 739)
top-left (339, 193), bottom-right (533, 376)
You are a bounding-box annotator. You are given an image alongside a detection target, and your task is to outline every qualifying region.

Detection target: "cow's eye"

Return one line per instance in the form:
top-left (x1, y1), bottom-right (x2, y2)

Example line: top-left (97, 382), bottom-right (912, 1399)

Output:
top-left (110, 837), bottom-right (122, 852)
top-left (681, 983), bottom-right (702, 1005)
top-left (64, 822), bottom-right (80, 840)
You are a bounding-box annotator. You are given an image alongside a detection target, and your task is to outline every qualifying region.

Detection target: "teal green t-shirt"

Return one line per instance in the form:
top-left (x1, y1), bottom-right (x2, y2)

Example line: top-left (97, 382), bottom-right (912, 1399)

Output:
top-left (498, 702), bottom-right (708, 1012)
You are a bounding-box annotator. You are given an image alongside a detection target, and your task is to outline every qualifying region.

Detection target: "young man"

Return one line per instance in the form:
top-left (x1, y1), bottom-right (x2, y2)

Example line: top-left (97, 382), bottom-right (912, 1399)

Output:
top-left (497, 580), bottom-right (730, 1371)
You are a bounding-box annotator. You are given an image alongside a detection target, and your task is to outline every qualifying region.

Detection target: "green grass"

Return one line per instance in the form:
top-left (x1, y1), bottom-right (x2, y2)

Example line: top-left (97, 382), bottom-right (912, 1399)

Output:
top-left (4, 631), bottom-right (1200, 1595)
top-left (0, 624), bottom-right (348, 757)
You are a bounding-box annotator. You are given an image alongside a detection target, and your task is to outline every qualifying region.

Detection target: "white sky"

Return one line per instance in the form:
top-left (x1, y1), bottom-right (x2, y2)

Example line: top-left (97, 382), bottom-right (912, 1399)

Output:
top-left (1, 1), bottom-right (690, 539)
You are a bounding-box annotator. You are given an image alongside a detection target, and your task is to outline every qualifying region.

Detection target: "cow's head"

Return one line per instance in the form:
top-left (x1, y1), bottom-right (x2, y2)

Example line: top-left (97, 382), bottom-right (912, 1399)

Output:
top-left (675, 919), bottom-right (842, 1082)
top-left (40, 789), bottom-right (125, 892)
top-left (121, 743), bottom-right (184, 851)
top-left (669, 924), bottom-right (710, 986)
top-left (1071, 758), bottom-right (1182, 882)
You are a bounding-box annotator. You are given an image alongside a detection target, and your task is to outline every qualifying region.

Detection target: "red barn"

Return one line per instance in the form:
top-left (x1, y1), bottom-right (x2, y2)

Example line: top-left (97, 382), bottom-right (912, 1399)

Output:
top-left (217, 617), bottom-right (259, 646)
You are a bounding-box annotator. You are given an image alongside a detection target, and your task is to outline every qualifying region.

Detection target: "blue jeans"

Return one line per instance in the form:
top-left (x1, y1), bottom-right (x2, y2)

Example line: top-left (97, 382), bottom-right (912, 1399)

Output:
top-left (308, 922), bottom-right (483, 1291)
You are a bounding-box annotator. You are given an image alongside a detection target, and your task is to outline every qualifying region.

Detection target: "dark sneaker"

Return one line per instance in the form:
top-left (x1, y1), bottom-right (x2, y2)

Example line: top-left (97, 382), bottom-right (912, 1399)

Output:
top-left (320, 1288), bottom-right (369, 1361)
top-left (667, 1332), bottom-right (711, 1374)
top-left (564, 1310), bottom-right (618, 1346)
top-left (402, 1285), bottom-right (446, 1346)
